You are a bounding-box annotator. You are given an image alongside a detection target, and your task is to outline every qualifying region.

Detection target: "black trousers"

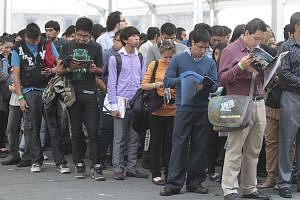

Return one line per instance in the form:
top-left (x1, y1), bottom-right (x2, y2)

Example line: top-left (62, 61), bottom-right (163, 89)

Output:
top-left (148, 114), bottom-right (174, 178)
top-left (0, 111), bottom-right (8, 148)
top-left (166, 111), bottom-right (210, 190)
top-left (68, 87), bottom-right (100, 166)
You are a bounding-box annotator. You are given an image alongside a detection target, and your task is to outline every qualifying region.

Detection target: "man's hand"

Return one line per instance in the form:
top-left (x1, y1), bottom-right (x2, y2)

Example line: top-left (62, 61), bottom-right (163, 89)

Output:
top-left (89, 64), bottom-right (103, 74)
top-left (239, 55), bottom-right (258, 73)
top-left (19, 99), bottom-right (29, 112)
top-left (55, 61), bottom-right (67, 75)
top-left (155, 82), bottom-right (163, 88)
top-left (41, 68), bottom-right (52, 77)
top-left (111, 110), bottom-right (121, 118)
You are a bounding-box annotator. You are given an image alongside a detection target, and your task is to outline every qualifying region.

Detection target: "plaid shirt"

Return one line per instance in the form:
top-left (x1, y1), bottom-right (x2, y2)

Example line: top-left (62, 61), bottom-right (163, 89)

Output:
top-left (278, 36), bottom-right (300, 93)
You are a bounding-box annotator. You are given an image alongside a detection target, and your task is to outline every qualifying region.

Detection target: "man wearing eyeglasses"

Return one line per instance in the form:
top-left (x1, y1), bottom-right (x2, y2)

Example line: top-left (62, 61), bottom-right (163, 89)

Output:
top-left (219, 18), bottom-right (270, 200)
top-left (145, 22), bottom-right (187, 68)
top-left (160, 29), bottom-right (218, 196)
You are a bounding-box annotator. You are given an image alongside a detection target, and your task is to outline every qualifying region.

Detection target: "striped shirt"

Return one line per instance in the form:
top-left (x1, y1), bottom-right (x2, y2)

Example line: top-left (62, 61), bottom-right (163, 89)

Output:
top-left (278, 36), bottom-right (300, 93)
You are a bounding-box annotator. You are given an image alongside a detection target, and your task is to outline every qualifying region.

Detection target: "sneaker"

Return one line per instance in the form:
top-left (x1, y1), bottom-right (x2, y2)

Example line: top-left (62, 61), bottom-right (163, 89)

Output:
top-left (57, 164), bottom-right (71, 174)
top-left (31, 163), bottom-right (42, 173)
top-left (209, 172), bottom-right (221, 182)
top-left (91, 164), bottom-right (105, 181)
top-left (74, 162), bottom-right (86, 179)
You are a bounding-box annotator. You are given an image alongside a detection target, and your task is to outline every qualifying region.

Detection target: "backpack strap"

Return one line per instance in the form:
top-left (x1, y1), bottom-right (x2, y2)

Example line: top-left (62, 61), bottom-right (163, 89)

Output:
top-left (137, 52), bottom-right (143, 70)
top-left (150, 60), bottom-right (159, 83)
top-left (115, 52), bottom-right (122, 82)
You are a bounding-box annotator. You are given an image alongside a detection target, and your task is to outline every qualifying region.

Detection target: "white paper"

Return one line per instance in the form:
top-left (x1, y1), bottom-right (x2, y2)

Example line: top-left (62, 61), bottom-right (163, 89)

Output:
top-left (263, 51), bottom-right (289, 89)
top-left (103, 94), bottom-right (127, 118)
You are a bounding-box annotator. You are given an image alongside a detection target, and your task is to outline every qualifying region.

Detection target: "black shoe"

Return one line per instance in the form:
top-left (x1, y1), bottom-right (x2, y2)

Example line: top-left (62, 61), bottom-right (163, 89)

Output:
top-left (17, 160), bottom-right (31, 167)
top-left (1, 157), bottom-right (21, 165)
top-left (224, 193), bottom-right (240, 200)
top-left (278, 187), bottom-right (292, 198)
top-left (186, 185), bottom-right (209, 194)
top-left (91, 164), bottom-right (105, 181)
top-left (74, 162), bottom-right (86, 179)
top-left (242, 190), bottom-right (270, 199)
top-left (160, 186), bottom-right (180, 196)
top-left (126, 170), bottom-right (148, 178)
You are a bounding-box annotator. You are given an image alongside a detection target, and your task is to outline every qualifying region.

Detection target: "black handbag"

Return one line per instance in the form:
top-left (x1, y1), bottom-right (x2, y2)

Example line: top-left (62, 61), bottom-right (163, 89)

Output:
top-left (143, 60), bottom-right (164, 113)
top-left (208, 73), bottom-right (256, 132)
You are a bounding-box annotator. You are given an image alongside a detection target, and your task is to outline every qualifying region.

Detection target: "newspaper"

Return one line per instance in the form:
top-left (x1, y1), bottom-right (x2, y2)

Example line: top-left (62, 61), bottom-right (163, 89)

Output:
top-left (103, 94), bottom-right (127, 118)
top-left (263, 51), bottom-right (289, 89)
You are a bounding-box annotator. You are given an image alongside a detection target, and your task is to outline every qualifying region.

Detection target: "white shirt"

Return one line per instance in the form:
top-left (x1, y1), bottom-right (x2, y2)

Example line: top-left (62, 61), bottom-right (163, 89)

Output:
top-left (139, 40), bottom-right (154, 57)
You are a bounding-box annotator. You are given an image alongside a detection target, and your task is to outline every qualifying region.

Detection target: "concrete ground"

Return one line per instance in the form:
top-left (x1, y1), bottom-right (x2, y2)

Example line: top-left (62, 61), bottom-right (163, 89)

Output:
top-left (0, 153), bottom-right (299, 200)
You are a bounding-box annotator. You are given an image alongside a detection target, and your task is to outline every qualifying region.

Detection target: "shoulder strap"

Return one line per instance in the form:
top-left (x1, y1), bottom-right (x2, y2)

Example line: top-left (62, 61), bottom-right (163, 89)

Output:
top-left (137, 52), bottom-right (143, 70)
top-left (249, 73), bottom-right (257, 98)
top-left (150, 60), bottom-right (159, 83)
top-left (115, 53), bottom-right (122, 82)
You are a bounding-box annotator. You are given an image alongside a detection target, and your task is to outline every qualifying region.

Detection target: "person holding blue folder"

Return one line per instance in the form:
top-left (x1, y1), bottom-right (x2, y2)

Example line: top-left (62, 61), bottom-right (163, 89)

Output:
top-left (160, 28), bottom-right (218, 196)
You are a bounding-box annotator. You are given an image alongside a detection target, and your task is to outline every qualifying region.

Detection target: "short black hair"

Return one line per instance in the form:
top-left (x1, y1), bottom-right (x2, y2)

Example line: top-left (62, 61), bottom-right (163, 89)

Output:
top-left (65, 25), bottom-right (75, 37)
top-left (245, 18), bottom-right (267, 35)
top-left (146, 27), bottom-right (160, 40)
top-left (194, 23), bottom-right (211, 35)
top-left (290, 12), bottom-right (300, 33)
top-left (91, 24), bottom-right (106, 40)
top-left (106, 11), bottom-right (122, 32)
top-left (191, 29), bottom-right (211, 43)
top-left (120, 26), bottom-right (140, 46)
top-left (283, 24), bottom-right (292, 40)
top-left (212, 42), bottom-right (228, 63)
top-left (230, 24), bottom-right (245, 43)
top-left (17, 29), bottom-right (26, 39)
top-left (176, 27), bottom-right (186, 40)
top-left (211, 25), bottom-right (224, 37)
top-left (75, 17), bottom-right (93, 33)
top-left (160, 22), bottom-right (176, 35)
top-left (45, 20), bottom-right (60, 32)
top-left (222, 25), bottom-right (232, 36)
top-left (25, 23), bottom-right (41, 40)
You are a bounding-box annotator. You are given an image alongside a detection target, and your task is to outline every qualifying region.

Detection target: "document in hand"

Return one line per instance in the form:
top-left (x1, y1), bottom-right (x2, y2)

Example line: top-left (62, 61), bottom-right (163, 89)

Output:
top-left (263, 51), bottom-right (289, 89)
top-left (103, 94), bottom-right (126, 118)
top-left (250, 48), bottom-right (275, 71)
top-left (180, 71), bottom-right (204, 105)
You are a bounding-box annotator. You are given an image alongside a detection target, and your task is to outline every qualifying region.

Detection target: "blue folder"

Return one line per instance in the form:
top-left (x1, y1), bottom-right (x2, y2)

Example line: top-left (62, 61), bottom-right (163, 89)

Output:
top-left (180, 71), bottom-right (204, 105)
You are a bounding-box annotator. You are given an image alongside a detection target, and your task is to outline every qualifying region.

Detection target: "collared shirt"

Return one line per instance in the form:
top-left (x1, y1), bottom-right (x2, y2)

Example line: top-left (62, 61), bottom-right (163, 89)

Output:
top-left (139, 40), bottom-right (153, 57)
top-left (96, 31), bottom-right (115, 55)
top-left (218, 37), bottom-right (264, 96)
top-left (278, 36), bottom-right (300, 92)
top-left (107, 47), bottom-right (146, 110)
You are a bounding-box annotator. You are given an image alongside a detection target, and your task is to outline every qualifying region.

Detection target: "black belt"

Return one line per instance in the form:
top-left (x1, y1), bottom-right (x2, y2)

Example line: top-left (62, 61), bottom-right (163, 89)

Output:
top-left (252, 96), bottom-right (264, 101)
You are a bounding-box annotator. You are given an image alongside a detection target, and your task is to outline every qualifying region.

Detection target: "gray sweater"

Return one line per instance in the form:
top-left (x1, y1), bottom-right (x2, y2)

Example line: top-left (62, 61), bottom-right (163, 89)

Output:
top-left (145, 42), bottom-right (187, 68)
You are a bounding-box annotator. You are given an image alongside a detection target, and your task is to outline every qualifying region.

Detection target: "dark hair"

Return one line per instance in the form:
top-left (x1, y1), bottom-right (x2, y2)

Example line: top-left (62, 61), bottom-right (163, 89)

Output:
top-left (120, 26), bottom-right (140, 46)
top-left (17, 29), bottom-right (26, 39)
top-left (290, 12), bottom-right (300, 34)
top-left (230, 24), bottom-right (245, 43)
top-left (65, 25), bottom-right (75, 37)
top-left (212, 42), bottom-right (228, 66)
top-left (194, 23), bottom-right (211, 35)
top-left (114, 30), bottom-right (121, 39)
top-left (146, 27), bottom-right (160, 40)
top-left (0, 37), bottom-right (3, 45)
top-left (25, 23), bottom-right (41, 40)
top-left (140, 33), bottom-right (147, 42)
top-left (91, 24), bottom-right (106, 40)
top-left (187, 30), bottom-right (194, 47)
top-left (211, 25), bottom-right (224, 37)
top-left (45, 20), bottom-right (60, 32)
top-left (222, 25), bottom-right (232, 36)
top-left (245, 18), bottom-right (267, 35)
top-left (283, 24), bottom-right (292, 40)
top-left (191, 29), bottom-right (210, 43)
top-left (75, 17), bottom-right (93, 33)
top-left (176, 27), bottom-right (186, 40)
top-left (160, 22), bottom-right (176, 35)
top-left (106, 11), bottom-right (122, 32)
top-left (159, 40), bottom-right (176, 55)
